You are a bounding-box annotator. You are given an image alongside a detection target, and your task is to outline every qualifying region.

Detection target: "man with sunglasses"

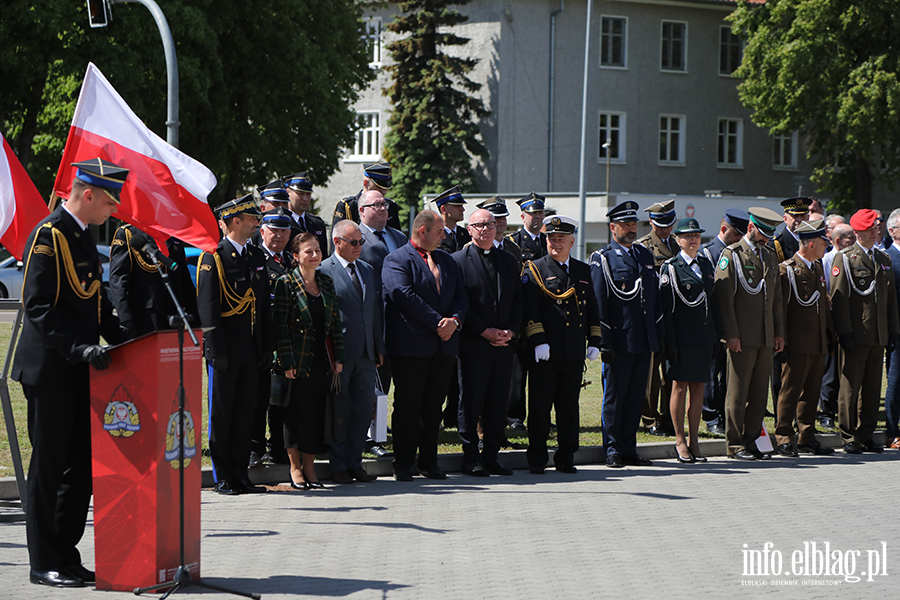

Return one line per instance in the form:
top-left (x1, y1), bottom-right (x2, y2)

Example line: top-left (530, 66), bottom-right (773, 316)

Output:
top-left (320, 220), bottom-right (384, 482)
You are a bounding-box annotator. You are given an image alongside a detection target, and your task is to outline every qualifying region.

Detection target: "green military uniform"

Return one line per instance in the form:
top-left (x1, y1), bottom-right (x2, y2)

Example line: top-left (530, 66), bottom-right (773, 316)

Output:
top-left (830, 239), bottom-right (900, 448)
top-left (714, 213), bottom-right (784, 457)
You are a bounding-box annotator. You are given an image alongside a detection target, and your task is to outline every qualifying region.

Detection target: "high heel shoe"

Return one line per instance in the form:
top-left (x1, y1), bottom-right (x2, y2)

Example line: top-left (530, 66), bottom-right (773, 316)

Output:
top-left (689, 449), bottom-right (707, 463)
top-left (290, 480), bottom-right (310, 490)
top-left (306, 480), bottom-right (325, 489)
top-left (675, 446), bottom-right (695, 463)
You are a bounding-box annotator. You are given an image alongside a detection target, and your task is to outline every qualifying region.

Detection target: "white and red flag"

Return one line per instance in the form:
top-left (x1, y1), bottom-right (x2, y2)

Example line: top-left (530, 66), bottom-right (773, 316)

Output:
top-left (0, 133), bottom-right (51, 260)
top-left (53, 63), bottom-right (219, 252)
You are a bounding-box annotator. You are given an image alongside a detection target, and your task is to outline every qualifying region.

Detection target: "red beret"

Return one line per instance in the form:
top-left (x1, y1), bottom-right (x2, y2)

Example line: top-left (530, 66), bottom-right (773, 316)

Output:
top-left (849, 209), bottom-right (878, 231)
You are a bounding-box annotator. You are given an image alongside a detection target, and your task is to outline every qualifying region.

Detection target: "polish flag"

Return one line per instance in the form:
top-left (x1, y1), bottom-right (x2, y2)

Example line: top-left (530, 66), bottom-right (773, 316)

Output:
top-left (0, 133), bottom-right (51, 260)
top-left (53, 63), bottom-right (219, 252)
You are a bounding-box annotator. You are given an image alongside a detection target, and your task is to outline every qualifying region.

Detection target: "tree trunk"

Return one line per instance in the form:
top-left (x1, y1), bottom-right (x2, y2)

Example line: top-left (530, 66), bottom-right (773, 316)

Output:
top-left (855, 156), bottom-right (872, 210)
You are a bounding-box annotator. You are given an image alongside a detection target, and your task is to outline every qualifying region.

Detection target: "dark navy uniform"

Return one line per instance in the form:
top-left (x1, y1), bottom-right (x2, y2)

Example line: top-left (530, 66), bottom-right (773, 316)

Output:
top-left (523, 253), bottom-right (602, 471)
top-left (108, 225), bottom-right (197, 336)
top-left (197, 199), bottom-right (274, 489)
top-left (590, 240), bottom-right (663, 461)
top-left (507, 228), bottom-right (546, 263)
top-left (291, 210), bottom-right (329, 258)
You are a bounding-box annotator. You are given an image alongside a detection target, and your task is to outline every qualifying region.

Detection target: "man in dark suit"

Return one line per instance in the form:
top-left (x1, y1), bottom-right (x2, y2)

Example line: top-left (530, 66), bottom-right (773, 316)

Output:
top-left (248, 208), bottom-right (294, 466)
top-left (282, 171), bottom-right (329, 257)
top-left (383, 210), bottom-right (467, 481)
top-left (884, 209), bottom-right (900, 449)
top-left (524, 215), bottom-right (601, 474)
top-left (699, 209), bottom-right (748, 436)
top-left (197, 195), bottom-right (274, 495)
top-left (13, 158), bottom-right (128, 587)
top-left (332, 161), bottom-right (402, 233)
top-left (108, 225), bottom-right (197, 338)
top-left (319, 220), bottom-right (383, 483)
top-left (453, 209), bottom-right (524, 476)
top-left (436, 185), bottom-right (471, 254)
top-left (590, 201), bottom-right (663, 468)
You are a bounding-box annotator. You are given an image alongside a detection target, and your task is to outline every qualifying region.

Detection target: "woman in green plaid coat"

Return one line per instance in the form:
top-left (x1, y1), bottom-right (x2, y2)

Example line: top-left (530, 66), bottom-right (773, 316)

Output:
top-left (274, 233), bottom-right (345, 489)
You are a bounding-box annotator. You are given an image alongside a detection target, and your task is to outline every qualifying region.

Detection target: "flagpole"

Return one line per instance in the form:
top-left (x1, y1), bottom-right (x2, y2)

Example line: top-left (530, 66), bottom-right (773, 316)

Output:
top-left (111, 0), bottom-right (179, 148)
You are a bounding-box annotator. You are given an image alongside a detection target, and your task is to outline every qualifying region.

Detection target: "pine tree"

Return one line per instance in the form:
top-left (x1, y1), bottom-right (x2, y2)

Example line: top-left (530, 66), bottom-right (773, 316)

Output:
top-left (383, 0), bottom-right (489, 212)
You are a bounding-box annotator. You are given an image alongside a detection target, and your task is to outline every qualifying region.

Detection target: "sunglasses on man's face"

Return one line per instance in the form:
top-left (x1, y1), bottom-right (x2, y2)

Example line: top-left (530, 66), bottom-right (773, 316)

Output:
top-left (338, 237), bottom-right (366, 247)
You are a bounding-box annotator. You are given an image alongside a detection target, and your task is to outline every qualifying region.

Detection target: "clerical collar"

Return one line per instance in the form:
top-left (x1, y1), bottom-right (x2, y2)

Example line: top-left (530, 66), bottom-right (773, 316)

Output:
top-left (62, 203), bottom-right (87, 231)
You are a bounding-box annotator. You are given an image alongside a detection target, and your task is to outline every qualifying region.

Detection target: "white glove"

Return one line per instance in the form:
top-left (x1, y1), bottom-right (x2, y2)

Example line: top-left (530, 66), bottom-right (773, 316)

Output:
top-left (534, 344), bottom-right (550, 362)
top-left (586, 346), bottom-right (600, 362)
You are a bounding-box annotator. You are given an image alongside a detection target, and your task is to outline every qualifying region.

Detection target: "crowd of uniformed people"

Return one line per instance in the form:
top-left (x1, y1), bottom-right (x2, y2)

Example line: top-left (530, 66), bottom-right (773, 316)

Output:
top-left (14, 157), bottom-right (900, 588)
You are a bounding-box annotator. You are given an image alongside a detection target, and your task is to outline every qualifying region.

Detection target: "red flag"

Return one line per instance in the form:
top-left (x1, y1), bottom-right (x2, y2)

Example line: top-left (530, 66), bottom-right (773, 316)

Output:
top-left (0, 133), bottom-right (51, 260)
top-left (54, 63), bottom-right (220, 252)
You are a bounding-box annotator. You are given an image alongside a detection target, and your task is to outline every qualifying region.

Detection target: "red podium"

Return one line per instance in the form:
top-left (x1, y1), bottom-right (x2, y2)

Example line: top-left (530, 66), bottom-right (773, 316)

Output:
top-left (89, 330), bottom-right (204, 592)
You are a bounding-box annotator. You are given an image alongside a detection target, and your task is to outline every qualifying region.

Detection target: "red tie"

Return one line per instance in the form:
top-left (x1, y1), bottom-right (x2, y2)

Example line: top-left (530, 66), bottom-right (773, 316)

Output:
top-left (426, 252), bottom-right (441, 293)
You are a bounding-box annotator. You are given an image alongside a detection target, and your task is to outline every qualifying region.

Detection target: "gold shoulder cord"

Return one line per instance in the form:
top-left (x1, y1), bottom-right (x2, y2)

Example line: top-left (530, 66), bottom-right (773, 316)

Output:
top-left (210, 251), bottom-right (256, 333)
top-left (124, 227), bottom-right (159, 274)
top-left (22, 223), bottom-right (102, 322)
top-left (775, 240), bottom-right (785, 263)
top-left (527, 261), bottom-right (577, 301)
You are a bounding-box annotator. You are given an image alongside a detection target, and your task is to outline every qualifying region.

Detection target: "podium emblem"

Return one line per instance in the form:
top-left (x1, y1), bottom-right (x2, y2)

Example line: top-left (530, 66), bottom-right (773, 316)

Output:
top-left (164, 411), bottom-right (197, 469)
top-left (102, 386), bottom-right (141, 437)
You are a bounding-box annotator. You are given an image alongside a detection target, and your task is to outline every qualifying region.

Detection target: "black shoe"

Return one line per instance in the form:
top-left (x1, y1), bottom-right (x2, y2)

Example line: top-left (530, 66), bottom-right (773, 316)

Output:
top-left (65, 564), bottom-right (95, 584)
top-left (797, 440), bottom-right (834, 455)
top-left (462, 461), bottom-right (490, 477)
top-left (622, 454), bottom-right (652, 467)
top-left (289, 480), bottom-right (310, 490)
top-left (776, 443), bottom-right (799, 458)
top-left (817, 415), bottom-right (835, 429)
top-left (393, 466), bottom-right (414, 482)
top-left (419, 465), bottom-right (448, 480)
top-left (729, 449), bottom-right (757, 461)
top-left (238, 480), bottom-right (267, 494)
top-left (30, 568), bottom-right (85, 588)
top-left (366, 443), bottom-right (394, 458)
top-left (332, 470), bottom-right (355, 484)
top-left (529, 466), bottom-right (545, 474)
top-left (706, 423), bottom-right (726, 437)
top-left (843, 442), bottom-right (863, 454)
top-left (508, 420), bottom-right (527, 432)
top-left (750, 449), bottom-right (772, 460)
top-left (862, 440), bottom-right (884, 453)
top-left (675, 446), bottom-right (694, 463)
top-left (555, 464), bottom-right (577, 474)
top-left (348, 467), bottom-right (377, 482)
top-left (484, 460), bottom-right (514, 476)
top-left (215, 481), bottom-right (240, 496)
top-left (248, 451), bottom-right (262, 468)
top-left (605, 454), bottom-right (624, 468)
top-left (648, 425), bottom-right (667, 437)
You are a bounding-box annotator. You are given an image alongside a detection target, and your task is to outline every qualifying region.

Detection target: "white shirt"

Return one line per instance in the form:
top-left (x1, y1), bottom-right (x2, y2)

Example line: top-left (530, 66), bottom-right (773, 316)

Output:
top-left (823, 248), bottom-right (839, 293)
top-left (679, 250), bottom-right (702, 277)
top-left (333, 252), bottom-right (365, 297)
top-left (226, 236), bottom-right (247, 256)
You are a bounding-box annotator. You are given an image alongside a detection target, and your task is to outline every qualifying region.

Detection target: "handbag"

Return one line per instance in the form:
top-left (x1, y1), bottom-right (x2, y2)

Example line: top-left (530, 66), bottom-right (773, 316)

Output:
top-left (269, 371), bottom-right (292, 407)
top-left (323, 370), bottom-right (343, 446)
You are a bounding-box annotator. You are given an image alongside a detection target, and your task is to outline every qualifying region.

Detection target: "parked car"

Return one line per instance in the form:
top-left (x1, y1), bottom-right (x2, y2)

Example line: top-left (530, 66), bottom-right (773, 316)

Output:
top-left (0, 245), bottom-right (111, 299)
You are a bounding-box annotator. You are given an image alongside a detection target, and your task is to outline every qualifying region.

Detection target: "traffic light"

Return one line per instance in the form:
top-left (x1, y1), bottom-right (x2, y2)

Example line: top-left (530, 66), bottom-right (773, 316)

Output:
top-left (87, 0), bottom-right (109, 28)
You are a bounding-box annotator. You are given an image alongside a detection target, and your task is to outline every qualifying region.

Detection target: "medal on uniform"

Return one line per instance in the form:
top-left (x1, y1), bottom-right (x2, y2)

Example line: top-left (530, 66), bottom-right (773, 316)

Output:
top-left (860, 279), bottom-right (866, 286)
top-left (686, 284), bottom-right (691, 290)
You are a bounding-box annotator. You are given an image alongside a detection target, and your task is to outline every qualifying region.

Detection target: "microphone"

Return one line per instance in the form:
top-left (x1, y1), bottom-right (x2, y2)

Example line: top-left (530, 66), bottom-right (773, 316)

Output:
top-left (141, 241), bottom-right (179, 272)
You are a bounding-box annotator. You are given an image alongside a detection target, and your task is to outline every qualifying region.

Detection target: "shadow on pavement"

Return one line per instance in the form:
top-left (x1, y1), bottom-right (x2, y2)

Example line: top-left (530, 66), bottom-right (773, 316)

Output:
top-left (199, 574), bottom-right (408, 597)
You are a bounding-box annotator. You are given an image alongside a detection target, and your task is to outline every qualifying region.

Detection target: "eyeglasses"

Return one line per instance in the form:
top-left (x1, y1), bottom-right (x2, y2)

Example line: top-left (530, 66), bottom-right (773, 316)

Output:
top-left (338, 237), bottom-right (366, 247)
top-left (469, 222), bottom-right (496, 231)
top-left (361, 202), bottom-right (388, 211)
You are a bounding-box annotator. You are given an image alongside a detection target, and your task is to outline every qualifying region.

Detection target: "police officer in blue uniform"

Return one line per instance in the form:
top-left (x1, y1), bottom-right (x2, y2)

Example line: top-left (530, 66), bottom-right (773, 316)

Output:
top-left (591, 201), bottom-right (663, 468)
top-left (699, 209), bottom-right (748, 436)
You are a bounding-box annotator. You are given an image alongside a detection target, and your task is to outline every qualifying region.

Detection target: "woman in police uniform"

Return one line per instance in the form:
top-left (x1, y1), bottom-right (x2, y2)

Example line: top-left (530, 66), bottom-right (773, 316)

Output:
top-left (659, 218), bottom-right (718, 463)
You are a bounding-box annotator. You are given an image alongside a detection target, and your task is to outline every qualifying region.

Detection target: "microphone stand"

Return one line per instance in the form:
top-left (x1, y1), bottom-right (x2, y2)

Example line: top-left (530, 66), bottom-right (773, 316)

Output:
top-left (133, 250), bottom-right (260, 599)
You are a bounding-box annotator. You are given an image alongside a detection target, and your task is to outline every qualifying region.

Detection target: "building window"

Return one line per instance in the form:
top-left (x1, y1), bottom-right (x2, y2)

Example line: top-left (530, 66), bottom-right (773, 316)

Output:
top-left (598, 112), bottom-right (626, 162)
top-left (349, 112), bottom-right (380, 161)
top-left (719, 26), bottom-right (743, 75)
top-left (661, 21), bottom-right (687, 72)
top-left (717, 118), bottom-right (743, 168)
top-left (773, 132), bottom-right (798, 169)
top-left (659, 115), bottom-right (685, 165)
top-left (363, 17), bottom-right (382, 67)
top-left (600, 17), bottom-right (627, 68)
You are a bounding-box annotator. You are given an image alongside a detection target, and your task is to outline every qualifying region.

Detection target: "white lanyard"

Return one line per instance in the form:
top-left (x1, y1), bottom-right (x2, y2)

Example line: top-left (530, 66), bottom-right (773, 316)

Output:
top-left (599, 251), bottom-right (643, 302)
top-left (667, 261), bottom-right (708, 316)
top-left (785, 263), bottom-right (820, 310)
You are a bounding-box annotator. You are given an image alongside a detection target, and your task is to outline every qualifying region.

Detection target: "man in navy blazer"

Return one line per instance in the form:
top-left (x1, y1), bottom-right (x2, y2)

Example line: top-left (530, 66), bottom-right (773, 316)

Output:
top-left (383, 209), bottom-right (467, 481)
top-left (884, 209), bottom-right (900, 448)
top-left (452, 209), bottom-right (524, 476)
top-left (319, 220), bottom-right (384, 483)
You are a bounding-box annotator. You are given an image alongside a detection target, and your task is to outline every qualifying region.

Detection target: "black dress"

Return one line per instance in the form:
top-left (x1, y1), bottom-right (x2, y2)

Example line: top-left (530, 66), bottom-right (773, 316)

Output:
top-left (283, 293), bottom-right (331, 454)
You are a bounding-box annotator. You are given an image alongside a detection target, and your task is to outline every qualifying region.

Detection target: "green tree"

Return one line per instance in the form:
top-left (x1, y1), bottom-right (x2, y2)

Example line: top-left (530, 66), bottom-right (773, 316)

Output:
top-left (383, 0), bottom-right (489, 213)
top-left (730, 0), bottom-right (900, 212)
top-left (1, 0), bottom-right (375, 205)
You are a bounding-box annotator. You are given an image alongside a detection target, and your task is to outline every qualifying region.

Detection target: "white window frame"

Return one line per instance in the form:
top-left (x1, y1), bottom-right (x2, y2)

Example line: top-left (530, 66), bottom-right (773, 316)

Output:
top-left (717, 118), bottom-right (744, 169)
top-left (347, 111), bottom-right (381, 162)
top-left (599, 16), bottom-right (628, 70)
top-left (773, 131), bottom-right (798, 170)
top-left (659, 114), bottom-right (686, 166)
top-left (660, 20), bottom-right (688, 73)
top-left (364, 17), bottom-right (383, 68)
top-left (598, 111), bottom-right (626, 164)
top-left (718, 25), bottom-right (743, 76)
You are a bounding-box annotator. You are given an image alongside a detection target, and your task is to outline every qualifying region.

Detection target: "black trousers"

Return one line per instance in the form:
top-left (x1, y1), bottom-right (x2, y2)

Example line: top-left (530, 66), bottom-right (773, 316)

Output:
top-left (458, 346), bottom-right (515, 461)
top-left (250, 368), bottom-right (285, 457)
top-left (527, 358), bottom-right (583, 470)
top-left (23, 383), bottom-right (92, 570)
top-left (208, 361), bottom-right (259, 484)
top-left (390, 353), bottom-right (456, 469)
top-left (702, 342), bottom-right (727, 425)
top-left (819, 342), bottom-right (839, 418)
top-left (442, 359), bottom-right (461, 428)
top-left (507, 345), bottom-right (528, 422)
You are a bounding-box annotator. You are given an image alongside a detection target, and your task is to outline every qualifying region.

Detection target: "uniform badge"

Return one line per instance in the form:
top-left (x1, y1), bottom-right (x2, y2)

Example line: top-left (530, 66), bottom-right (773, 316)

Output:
top-left (164, 409), bottom-right (197, 470)
top-left (615, 249), bottom-right (622, 256)
top-left (686, 284), bottom-right (691, 290)
top-left (522, 273), bottom-right (529, 284)
top-left (832, 266), bottom-right (840, 277)
top-left (33, 244), bottom-right (54, 257)
top-left (103, 385), bottom-right (141, 437)
top-left (659, 274), bottom-right (669, 285)
top-left (718, 255), bottom-right (729, 270)
top-left (859, 279), bottom-right (866, 286)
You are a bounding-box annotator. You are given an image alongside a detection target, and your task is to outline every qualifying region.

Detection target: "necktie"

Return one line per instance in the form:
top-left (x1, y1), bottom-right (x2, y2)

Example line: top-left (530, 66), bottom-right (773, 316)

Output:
top-left (349, 262), bottom-right (363, 299)
top-left (375, 230), bottom-right (387, 248)
top-left (273, 252), bottom-right (282, 264)
top-left (558, 261), bottom-right (568, 275)
top-left (426, 252), bottom-right (441, 293)
top-left (240, 247), bottom-right (247, 260)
